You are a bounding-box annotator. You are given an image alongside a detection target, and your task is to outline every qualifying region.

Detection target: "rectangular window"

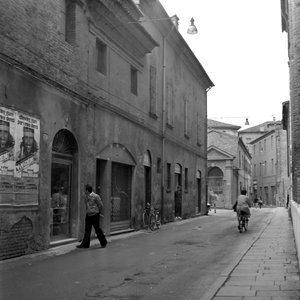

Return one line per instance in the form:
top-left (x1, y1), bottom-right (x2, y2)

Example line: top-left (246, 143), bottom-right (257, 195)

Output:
top-left (65, 0), bottom-right (76, 44)
top-left (197, 113), bottom-right (201, 145)
top-left (167, 163), bottom-right (171, 190)
top-left (131, 67), bottom-right (138, 95)
top-left (149, 66), bottom-right (157, 117)
top-left (157, 157), bottom-right (161, 174)
top-left (166, 83), bottom-right (173, 126)
top-left (271, 158), bottom-right (274, 173)
top-left (253, 145), bottom-right (256, 155)
top-left (254, 164), bottom-right (256, 177)
top-left (264, 139), bottom-right (266, 152)
top-left (184, 168), bottom-right (188, 192)
top-left (96, 40), bottom-right (107, 75)
top-left (184, 98), bottom-right (189, 137)
top-left (265, 161), bottom-right (267, 175)
top-left (271, 135), bottom-right (274, 149)
top-left (260, 163), bottom-right (262, 176)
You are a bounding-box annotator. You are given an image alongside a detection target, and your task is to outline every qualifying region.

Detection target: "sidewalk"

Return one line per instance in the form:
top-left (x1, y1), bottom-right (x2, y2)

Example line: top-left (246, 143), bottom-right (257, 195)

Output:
top-left (210, 207), bottom-right (300, 300)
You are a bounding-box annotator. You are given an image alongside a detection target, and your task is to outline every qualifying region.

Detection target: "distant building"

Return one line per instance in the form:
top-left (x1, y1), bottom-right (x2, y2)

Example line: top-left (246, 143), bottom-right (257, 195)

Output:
top-left (239, 120), bottom-right (281, 155)
top-left (249, 122), bottom-right (288, 206)
top-left (207, 120), bottom-right (251, 208)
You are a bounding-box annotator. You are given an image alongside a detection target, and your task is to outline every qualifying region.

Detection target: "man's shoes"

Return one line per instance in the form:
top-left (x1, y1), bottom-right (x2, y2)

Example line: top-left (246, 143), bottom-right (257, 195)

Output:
top-left (101, 242), bottom-right (107, 248)
top-left (76, 245), bottom-right (89, 249)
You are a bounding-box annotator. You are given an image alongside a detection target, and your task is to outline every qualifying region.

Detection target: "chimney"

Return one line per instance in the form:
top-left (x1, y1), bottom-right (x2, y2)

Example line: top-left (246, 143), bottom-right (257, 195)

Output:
top-left (170, 15), bottom-right (179, 30)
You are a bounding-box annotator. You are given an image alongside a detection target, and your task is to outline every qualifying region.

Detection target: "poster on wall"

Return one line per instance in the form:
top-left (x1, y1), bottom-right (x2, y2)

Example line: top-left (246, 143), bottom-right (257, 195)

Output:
top-left (0, 106), bottom-right (16, 204)
top-left (0, 105), bottom-right (40, 205)
top-left (14, 112), bottom-right (40, 204)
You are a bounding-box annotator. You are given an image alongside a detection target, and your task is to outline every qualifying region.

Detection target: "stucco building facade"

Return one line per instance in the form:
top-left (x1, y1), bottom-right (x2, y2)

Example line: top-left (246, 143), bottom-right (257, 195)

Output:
top-left (0, 0), bottom-right (213, 259)
top-left (207, 120), bottom-right (251, 209)
top-left (250, 124), bottom-right (288, 206)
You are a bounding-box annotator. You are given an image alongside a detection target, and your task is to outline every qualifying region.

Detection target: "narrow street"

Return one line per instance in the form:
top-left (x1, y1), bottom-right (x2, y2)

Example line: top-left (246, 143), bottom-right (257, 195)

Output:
top-left (1, 208), bottom-right (274, 300)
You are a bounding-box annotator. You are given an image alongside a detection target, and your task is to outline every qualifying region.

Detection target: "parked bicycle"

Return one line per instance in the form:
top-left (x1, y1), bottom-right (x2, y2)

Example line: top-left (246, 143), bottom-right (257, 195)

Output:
top-left (238, 211), bottom-right (248, 233)
top-left (142, 203), bottom-right (161, 231)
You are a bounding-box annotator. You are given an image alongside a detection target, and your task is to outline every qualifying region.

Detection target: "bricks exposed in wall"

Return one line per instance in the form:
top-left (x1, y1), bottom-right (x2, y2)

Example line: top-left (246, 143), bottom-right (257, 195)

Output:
top-left (0, 216), bottom-right (33, 260)
top-left (0, 0), bottom-right (88, 98)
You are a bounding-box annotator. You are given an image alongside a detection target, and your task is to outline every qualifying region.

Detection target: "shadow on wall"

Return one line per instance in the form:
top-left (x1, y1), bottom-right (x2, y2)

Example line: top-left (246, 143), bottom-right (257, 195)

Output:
top-left (290, 200), bottom-right (300, 270)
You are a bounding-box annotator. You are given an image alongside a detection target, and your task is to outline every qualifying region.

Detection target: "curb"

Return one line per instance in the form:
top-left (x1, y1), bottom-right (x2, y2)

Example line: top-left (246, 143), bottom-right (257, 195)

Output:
top-left (199, 209), bottom-right (275, 300)
top-left (0, 230), bottom-right (145, 266)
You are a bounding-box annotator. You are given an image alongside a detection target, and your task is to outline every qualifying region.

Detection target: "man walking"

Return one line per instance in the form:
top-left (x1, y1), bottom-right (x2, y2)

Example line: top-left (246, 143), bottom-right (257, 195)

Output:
top-left (76, 184), bottom-right (107, 249)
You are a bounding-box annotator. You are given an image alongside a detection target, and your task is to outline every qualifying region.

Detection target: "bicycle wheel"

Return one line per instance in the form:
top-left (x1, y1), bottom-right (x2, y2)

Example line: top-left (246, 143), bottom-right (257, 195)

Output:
top-left (238, 216), bottom-right (243, 233)
top-left (149, 214), bottom-right (156, 231)
top-left (244, 218), bottom-right (248, 231)
top-left (241, 217), bottom-right (246, 232)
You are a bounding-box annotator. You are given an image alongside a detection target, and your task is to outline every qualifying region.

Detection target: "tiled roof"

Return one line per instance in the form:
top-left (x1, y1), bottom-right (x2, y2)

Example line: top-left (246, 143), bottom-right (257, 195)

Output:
top-left (207, 119), bottom-right (241, 130)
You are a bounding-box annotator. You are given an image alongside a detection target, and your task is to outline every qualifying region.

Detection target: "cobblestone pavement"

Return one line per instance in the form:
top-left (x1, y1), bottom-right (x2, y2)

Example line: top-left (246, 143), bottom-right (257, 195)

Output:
top-left (211, 207), bottom-right (300, 300)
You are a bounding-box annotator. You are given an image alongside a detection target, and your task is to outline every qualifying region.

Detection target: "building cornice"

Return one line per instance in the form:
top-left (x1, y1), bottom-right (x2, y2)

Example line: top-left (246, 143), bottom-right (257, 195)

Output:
top-left (139, 0), bottom-right (214, 91)
top-left (87, 0), bottom-right (159, 61)
top-left (249, 129), bottom-right (276, 145)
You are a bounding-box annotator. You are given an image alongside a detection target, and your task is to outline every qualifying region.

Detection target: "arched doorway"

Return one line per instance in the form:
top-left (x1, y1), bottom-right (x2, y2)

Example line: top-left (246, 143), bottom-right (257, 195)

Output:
top-left (174, 163), bottom-right (182, 217)
top-left (208, 167), bottom-right (224, 208)
top-left (143, 151), bottom-right (152, 206)
top-left (97, 143), bottom-right (136, 232)
top-left (50, 129), bottom-right (78, 241)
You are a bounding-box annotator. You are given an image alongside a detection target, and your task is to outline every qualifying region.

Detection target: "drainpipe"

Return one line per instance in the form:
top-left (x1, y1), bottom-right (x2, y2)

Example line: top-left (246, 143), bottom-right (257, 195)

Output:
top-left (161, 33), bottom-right (166, 223)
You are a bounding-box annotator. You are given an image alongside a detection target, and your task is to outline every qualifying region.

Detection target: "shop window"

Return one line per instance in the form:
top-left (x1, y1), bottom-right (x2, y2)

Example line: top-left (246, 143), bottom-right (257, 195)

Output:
top-left (111, 163), bottom-right (132, 222)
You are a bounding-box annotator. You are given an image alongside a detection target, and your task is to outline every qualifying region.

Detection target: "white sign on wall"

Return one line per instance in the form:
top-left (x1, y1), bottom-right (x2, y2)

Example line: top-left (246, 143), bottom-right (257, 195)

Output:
top-left (0, 105), bottom-right (40, 205)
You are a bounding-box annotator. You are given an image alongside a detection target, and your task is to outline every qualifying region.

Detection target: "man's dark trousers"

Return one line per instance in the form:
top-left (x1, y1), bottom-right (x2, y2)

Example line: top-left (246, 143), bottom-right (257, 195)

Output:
top-left (80, 213), bottom-right (107, 247)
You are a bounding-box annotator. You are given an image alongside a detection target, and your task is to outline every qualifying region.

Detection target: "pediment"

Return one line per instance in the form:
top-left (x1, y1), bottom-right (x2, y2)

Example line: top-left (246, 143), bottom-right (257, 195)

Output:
top-left (207, 146), bottom-right (234, 161)
top-left (98, 143), bottom-right (136, 166)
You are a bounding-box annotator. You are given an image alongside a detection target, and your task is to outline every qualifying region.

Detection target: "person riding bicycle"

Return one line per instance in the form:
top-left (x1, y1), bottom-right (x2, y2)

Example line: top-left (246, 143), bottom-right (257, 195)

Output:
top-left (235, 189), bottom-right (251, 230)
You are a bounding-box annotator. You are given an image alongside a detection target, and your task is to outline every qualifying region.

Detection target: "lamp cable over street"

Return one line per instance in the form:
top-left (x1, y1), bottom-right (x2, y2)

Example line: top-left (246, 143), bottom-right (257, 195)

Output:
top-left (209, 116), bottom-right (250, 126)
top-left (127, 16), bottom-right (198, 35)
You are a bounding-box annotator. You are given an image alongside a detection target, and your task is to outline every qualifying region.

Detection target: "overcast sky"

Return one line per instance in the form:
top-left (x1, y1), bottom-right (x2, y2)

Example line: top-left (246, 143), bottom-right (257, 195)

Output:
top-left (159, 0), bottom-right (290, 130)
